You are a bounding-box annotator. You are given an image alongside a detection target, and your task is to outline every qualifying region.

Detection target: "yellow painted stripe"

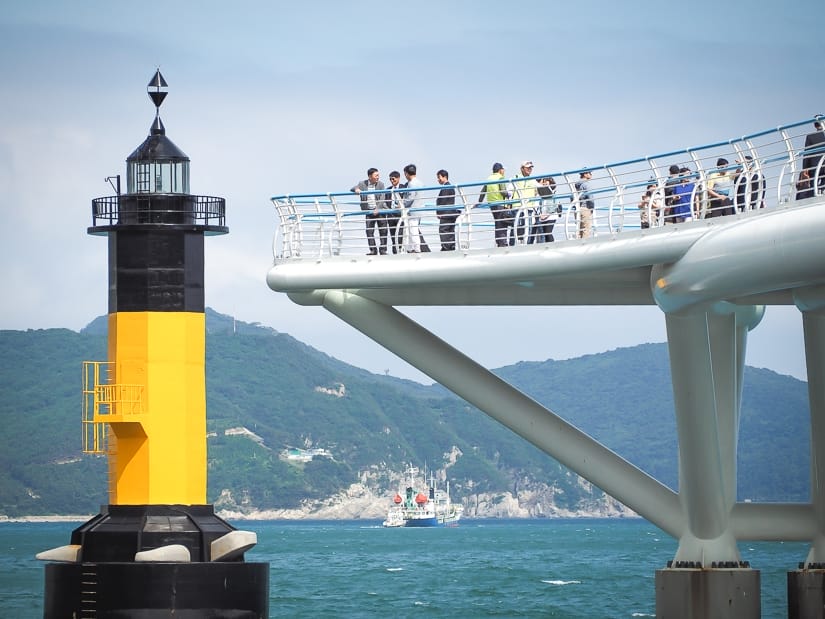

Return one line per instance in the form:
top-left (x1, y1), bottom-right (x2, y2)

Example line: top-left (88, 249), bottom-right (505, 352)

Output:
top-left (106, 311), bottom-right (206, 505)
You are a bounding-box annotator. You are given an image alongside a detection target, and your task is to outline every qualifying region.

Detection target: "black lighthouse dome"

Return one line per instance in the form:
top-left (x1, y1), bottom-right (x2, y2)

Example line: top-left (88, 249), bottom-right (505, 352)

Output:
top-left (126, 123), bottom-right (191, 194)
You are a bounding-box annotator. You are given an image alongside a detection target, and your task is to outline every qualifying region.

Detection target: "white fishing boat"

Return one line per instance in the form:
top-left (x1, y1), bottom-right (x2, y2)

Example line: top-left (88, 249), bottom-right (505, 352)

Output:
top-left (382, 504), bottom-right (404, 528)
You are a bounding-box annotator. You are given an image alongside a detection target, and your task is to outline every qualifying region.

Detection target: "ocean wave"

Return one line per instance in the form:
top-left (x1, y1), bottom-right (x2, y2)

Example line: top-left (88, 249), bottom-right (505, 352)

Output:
top-left (541, 579), bottom-right (581, 586)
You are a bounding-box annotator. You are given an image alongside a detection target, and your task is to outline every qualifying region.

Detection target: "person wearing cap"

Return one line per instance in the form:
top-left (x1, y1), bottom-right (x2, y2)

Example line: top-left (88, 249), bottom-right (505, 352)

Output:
top-left (705, 158), bottom-right (735, 217)
top-left (351, 167), bottom-right (387, 255)
top-left (574, 170), bottom-right (595, 238)
top-left (475, 163), bottom-right (511, 247)
top-left (510, 161), bottom-right (539, 245)
top-left (733, 155), bottom-right (765, 211)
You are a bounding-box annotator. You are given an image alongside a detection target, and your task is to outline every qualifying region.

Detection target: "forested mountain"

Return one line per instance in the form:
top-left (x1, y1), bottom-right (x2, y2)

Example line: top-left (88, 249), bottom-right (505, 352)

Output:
top-left (0, 310), bottom-right (809, 517)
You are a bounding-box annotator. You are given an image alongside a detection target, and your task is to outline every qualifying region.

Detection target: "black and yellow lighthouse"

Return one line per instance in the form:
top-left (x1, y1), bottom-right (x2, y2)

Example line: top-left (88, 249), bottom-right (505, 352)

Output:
top-left (38, 70), bottom-right (269, 617)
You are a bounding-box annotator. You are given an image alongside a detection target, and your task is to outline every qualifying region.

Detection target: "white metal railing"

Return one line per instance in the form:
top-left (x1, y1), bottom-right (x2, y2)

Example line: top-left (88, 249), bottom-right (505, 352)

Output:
top-left (270, 117), bottom-right (825, 259)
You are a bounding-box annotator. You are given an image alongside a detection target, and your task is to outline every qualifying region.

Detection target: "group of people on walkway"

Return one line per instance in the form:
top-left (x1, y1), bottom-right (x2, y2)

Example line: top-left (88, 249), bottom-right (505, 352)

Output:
top-left (350, 160), bottom-right (567, 254)
top-left (640, 157), bottom-right (768, 226)
top-left (351, 164), bottom-right (441, 255)
top-left (351, 122), bottom-right (824, 255)
top-left (475, 161), bottom-right (566, 245)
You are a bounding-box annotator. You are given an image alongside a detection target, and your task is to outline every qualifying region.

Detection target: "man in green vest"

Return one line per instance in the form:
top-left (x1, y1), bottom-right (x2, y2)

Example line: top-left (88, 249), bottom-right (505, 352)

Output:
top-left (476, 162), bottom-right (512, 247)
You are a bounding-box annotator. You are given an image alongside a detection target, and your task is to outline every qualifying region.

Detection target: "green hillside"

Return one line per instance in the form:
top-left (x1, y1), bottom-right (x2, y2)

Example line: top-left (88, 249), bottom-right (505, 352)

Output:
top-left (0, 310), bottom-right (809, 517)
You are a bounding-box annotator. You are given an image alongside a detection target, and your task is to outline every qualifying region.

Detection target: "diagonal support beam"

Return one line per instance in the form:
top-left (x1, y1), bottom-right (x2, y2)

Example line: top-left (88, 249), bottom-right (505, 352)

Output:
top-left (317, 289), bottom-right (684, 537)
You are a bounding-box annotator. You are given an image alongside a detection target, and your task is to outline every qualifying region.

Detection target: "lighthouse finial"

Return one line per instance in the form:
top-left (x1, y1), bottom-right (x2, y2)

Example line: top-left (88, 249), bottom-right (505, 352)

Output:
top-left (147, 69), bottom-right (168, 135)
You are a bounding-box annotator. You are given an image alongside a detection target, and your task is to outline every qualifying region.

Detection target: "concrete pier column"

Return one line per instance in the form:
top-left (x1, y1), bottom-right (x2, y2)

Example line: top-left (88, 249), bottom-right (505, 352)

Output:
top-left (656, 568), bottom-right (760, 619)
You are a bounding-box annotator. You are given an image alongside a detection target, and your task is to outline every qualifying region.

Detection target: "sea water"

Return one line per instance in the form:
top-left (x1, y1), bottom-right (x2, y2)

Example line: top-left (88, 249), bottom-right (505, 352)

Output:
top-left (0, 518), bottom-right (806, 618)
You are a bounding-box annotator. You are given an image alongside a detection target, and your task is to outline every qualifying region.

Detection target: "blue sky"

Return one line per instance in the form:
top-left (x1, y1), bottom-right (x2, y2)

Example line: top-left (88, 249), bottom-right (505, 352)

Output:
top-left (1, 0), bottom-right (822, 383)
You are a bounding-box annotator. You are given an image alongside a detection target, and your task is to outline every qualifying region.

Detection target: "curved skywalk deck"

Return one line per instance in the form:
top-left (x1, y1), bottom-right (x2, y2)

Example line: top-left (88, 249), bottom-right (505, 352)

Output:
top-left (267, 118), bottom-right (825, 612)
top-left (269, 118), bottom-right (825, 311)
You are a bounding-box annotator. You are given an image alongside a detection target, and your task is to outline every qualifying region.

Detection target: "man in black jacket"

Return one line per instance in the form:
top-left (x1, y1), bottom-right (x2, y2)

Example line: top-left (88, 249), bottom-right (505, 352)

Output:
top-left (803, 119), bottom-right (825, 195)
top-left (436, 169), bottom-right (458, 251)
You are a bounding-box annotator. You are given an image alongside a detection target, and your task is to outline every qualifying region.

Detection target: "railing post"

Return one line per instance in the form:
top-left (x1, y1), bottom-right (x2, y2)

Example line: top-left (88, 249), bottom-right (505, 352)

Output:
top-left (455, 186), bottom-right (472, 251)
top-left (329, 194), bottom-right (342, 258)
top-left (606, 166), bottom-right (622, 234)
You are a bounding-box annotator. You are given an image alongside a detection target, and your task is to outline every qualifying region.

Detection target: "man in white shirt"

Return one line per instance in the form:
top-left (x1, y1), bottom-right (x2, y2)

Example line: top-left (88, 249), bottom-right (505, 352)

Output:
top-left (403, 164), bottom-right (425, 253)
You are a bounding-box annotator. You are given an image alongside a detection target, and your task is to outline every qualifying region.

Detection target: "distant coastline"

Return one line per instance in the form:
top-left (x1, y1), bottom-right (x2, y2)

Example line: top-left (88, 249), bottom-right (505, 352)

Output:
top-left (0, 484), bottom-right (639, 523)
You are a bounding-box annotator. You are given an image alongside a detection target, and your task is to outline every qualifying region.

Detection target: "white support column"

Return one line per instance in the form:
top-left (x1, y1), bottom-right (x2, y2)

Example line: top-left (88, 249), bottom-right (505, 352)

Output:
top-left (665, 311), bottom-right (737, 563)
top-left (707, 311), bottom-right (740, 514)
top-left (795, 286), bottom-right (825, 565)
top-left (318, 289), bottom-right (685, 537)
top-left (804, 309), bottom-right (825, 563)
top-left (707, 304), bottom-right (764, 515)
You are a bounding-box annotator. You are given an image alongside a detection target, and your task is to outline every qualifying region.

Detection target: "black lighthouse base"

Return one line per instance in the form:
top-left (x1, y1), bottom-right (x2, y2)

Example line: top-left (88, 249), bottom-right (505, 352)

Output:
top-left (45, 561), bottom-right (268, 618)
top-left (41, 504), bottom-right (269, 618)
